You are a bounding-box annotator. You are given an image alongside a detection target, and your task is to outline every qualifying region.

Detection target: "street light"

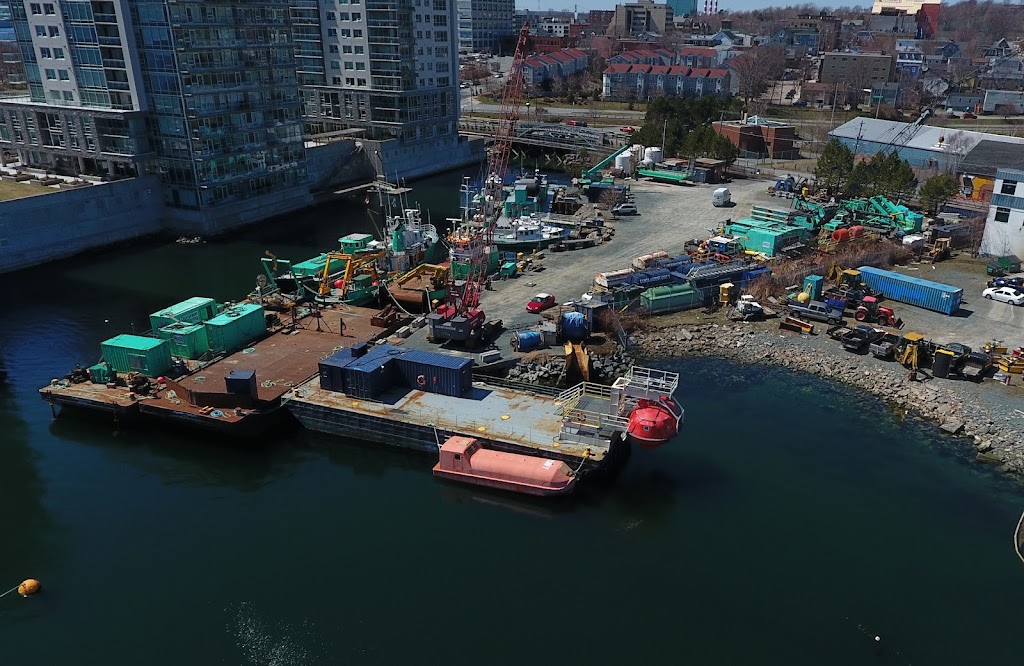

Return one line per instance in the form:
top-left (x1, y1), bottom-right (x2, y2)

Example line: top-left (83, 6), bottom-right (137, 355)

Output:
top-left (525, 101), bottom-right (530, 121)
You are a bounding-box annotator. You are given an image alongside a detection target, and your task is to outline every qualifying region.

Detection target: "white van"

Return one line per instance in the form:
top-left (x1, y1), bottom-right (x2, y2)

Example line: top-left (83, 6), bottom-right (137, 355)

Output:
top-left (712, 187), bottom-right (732, 207)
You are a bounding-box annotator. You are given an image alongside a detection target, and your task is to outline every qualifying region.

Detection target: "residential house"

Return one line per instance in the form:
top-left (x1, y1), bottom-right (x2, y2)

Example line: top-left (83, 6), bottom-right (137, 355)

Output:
top-left (602, 63), bottom-right (730, 100)
top-left (895, 39), bottom-right (924, 77)
top-left (982, 90), bottom-right (1024, 115)
top-left (946, 92), bottom-right (983, 113)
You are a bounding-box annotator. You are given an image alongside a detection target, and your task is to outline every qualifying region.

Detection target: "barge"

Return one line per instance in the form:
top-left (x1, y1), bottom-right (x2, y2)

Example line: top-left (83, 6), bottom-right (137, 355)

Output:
top-left (285, 349), bottom-right (681, 474)
top-left (41, 303), bottom-right (406, 435)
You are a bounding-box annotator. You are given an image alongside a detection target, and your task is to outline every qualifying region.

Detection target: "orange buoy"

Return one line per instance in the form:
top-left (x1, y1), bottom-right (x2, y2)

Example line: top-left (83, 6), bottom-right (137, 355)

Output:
top-left (18, 579), bottom-right (40, 597)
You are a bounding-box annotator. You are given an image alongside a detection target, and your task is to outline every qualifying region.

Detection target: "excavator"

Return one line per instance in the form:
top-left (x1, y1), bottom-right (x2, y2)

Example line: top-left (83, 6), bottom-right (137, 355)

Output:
top-left (317, 251), bottom-right (385, 306)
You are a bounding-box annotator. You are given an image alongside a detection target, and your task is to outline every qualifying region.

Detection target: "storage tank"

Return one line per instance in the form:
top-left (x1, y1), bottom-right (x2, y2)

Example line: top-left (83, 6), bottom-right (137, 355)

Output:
top-left (512, 331), bottom-right (542, 352)
top-left (614, 153), bottom-right (633, 173)
top-left (644, 147), bottom-right (663, 164)
top-left (560, 312), bottom-right (589, 342)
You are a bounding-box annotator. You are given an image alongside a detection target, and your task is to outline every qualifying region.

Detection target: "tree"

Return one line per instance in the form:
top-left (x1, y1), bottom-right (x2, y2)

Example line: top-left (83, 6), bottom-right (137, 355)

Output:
top-left (846, 150), bottom-right (918, 200)
top-left (918, 173), bottom-right (959, 215)
top-left (730, 44), bottom-right (786, 104)
top-left (814, 139), bottom-right (854, 195)
top-left (844, 59), bottom-right (873, 107)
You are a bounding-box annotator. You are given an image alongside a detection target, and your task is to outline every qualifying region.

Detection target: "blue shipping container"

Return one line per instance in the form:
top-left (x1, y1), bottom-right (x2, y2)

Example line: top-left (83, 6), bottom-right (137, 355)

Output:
top-left (394, 350), bottom-right (473, 398)
top-left (319, 349), bottom-right (354, 392)
top-left (343, 358), bottom-right (395, 399)
top-left (856, 266), bottom-right (962, 315)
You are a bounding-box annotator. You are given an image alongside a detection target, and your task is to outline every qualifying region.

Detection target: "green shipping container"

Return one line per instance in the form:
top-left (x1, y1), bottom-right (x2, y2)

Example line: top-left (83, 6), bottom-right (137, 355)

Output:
top-left (100, 334), bottom-right (173, 377)
top-left (149, 296), bottom-right (218, 330)
top-left (205, 304), bottom-right (267, 354)
top-left (158, 322), bottom-right (211, 360)
top-left (641, 284), bottom-right (703, 315)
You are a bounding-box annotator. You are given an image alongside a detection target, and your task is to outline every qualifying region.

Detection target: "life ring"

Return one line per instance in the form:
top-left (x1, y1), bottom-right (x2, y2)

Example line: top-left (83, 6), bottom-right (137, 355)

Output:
top-left (578, 414), bottom-right (587, 424)
top-left (416, 375), bottom-right (427, 388)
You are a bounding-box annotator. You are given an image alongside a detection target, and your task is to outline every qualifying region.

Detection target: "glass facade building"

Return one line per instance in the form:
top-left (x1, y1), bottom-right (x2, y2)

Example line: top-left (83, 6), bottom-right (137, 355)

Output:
top-left (457, 0), bottom-right (514, 55)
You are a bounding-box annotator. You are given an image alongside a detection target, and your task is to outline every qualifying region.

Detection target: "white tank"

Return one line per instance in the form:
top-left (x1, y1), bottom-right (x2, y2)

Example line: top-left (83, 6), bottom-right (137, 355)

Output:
top-left (644, 147), bottom-right (663, 164)
top-left (614, 153), bottom-right (634, 172)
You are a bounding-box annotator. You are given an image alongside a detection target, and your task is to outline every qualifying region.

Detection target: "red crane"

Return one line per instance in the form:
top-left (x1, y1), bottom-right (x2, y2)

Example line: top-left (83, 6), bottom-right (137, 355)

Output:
top-left (429, 24), bottom-right (530, 346)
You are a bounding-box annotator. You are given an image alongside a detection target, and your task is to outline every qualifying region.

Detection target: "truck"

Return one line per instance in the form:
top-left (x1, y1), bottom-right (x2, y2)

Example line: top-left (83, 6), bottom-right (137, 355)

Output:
top-left (786, 299), bottom-right (844, 325)
top-left (840, 325), bottom-right (885, 353)
top-left (869, 332), bottom-right (902, 360)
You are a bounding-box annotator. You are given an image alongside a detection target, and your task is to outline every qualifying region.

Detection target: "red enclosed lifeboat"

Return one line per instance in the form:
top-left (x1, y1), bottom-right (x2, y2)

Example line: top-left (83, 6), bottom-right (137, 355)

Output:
top-left (627, 396), bottom-right (683, 449)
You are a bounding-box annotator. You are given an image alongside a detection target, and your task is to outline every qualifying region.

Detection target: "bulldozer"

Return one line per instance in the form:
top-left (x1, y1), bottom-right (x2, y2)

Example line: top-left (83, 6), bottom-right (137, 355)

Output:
top-left (854, 296), bottom-right (902, 328)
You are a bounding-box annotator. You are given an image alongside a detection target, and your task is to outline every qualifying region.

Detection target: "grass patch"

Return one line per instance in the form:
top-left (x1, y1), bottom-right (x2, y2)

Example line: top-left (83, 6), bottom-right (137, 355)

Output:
top-left (0, 179), bottom-right (55, 201)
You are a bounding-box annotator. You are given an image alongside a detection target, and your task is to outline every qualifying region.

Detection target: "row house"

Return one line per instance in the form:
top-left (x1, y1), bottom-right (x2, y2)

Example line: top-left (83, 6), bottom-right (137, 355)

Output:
top-left (608, 47), bottom-right (718, 69)
top-left (895, 39), bottom-right (925, 77)
top-left (522, 48), bottom-right (588, 88)
top-left (602, 63), bottom-right (730, 100)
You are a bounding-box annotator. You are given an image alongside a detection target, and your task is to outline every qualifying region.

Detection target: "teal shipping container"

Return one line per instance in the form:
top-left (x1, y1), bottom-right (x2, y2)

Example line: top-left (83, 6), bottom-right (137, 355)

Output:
top-left (641, 283), bottom-right (703, 315)
top-left (149, 297), bottom-right (218, 331)
top-left (205, 304), bottom-right (267, 354)
top-left (100, 334), bottom-right (172, 377)
top-left (158, 322), bottom-right (210, 360)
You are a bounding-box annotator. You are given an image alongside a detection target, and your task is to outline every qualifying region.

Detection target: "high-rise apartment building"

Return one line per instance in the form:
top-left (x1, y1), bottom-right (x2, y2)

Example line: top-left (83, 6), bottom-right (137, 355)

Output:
top-left (300, 0), bottom-right (460, 145)
top-left (0, 0), bottom-right (307, 222)
top-left (457, 0), bottom-right (514, 54)
top-left (130, 1), bottom-right (306, 213)
top-left (2, 0), bottom-right (150, 177)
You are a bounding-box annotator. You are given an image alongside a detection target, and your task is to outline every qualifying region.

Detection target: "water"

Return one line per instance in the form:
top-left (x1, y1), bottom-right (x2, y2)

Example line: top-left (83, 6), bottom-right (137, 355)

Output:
top-left (2, 172), bottom-right (1022, 664)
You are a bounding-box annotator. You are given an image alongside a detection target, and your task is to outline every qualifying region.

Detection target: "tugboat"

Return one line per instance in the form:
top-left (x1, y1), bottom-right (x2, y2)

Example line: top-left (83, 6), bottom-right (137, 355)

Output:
top-left (433, 436), bottom-right (578, 496)
top-left (626, 395), bottom-right (683, 448)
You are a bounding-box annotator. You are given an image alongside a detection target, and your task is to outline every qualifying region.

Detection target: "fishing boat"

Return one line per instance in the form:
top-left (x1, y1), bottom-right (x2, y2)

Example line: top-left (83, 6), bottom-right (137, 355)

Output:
top-left (432, 436), bottom-right (578, 496)
top-left (493, 216), bottom-right (572, 251)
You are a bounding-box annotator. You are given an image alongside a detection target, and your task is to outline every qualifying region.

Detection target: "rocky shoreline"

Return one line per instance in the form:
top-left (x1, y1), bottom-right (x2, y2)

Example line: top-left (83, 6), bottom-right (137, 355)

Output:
top-left (631, 322), bottom-right (1024, 478)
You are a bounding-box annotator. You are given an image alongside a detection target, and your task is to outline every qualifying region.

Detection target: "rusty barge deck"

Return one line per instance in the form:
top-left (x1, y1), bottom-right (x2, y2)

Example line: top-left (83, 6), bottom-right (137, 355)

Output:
top-left (284, 377), bottom-right (632, 472)
top-left (40, 304), bottom-right (404, 434)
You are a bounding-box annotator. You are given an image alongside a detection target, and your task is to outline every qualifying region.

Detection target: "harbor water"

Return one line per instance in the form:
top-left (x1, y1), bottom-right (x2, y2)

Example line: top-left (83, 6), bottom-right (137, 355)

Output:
top-left (2, 172), bottom-right (1023, 664)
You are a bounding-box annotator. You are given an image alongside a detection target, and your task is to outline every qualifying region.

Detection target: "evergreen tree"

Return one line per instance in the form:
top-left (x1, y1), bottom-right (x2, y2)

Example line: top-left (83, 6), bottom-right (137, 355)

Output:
top-left (814, 139), bottom-right (854, 196)
top-left (918, 173), bottom-right (959, 215)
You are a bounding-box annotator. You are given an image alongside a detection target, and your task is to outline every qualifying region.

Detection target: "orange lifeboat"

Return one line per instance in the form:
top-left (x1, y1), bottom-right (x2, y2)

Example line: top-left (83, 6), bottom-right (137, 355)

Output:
top-left (627, 396), bottom-right (683, 449)
top-left (432, 436), bottom-right (577, 496)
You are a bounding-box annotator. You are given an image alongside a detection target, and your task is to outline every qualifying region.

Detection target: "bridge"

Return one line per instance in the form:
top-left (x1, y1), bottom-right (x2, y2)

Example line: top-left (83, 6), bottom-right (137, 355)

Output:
top-left (458, 118), bottom-right (629, 156)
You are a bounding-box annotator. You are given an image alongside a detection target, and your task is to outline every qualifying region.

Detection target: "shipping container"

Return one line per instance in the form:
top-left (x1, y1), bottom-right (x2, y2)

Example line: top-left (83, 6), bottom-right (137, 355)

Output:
top-left (205, 304), bottom-right (267, 354)
top-left (318, 349), bottom-right (355, 392)
top-left (343, 358), bottom-right (396, 399)
top-left (100, 334), bottom-right (173, 377)
top-left (88, 362), bottom-right (111, 384)
top-left (149, 297), bottom-right (218, 331)
top-left (856, 266), bottom-right (963, 315)
top-left (394, 350), bottom-right (474, 398)
top-left (641, 283), bottom-right (703, 315)
top-left (158, 322), bottom-right (210, 360)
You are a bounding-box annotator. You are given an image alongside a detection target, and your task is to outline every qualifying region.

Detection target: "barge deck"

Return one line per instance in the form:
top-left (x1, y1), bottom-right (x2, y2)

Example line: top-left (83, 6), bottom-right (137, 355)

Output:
top-left (41, 304), bottom-right (403, 434)
top-left (285, 376), bottom-right (630, 472)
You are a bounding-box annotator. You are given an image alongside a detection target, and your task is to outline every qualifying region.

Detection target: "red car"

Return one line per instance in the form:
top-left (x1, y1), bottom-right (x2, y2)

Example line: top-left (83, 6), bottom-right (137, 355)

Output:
top-left (620, 126), bottom-right (635, 133)
top-left (526, 293), bottom-right (556, 313)
top-left (963, 112), bottom-right (978, 119)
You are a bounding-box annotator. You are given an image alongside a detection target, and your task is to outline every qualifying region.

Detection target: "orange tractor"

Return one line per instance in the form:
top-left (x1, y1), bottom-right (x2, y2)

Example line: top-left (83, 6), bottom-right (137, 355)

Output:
top-left (854, 296), bottom-right (902, 328)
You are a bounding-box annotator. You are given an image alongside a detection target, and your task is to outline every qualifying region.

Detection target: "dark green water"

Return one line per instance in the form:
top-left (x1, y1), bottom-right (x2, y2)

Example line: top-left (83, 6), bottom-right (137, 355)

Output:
top-left (1, 172), bottom-right (1022, 664)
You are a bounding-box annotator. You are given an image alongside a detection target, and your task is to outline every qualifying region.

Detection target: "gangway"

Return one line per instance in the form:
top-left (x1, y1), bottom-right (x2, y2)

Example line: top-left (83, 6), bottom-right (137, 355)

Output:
top-left (582, 143), bottom-right (633, 183)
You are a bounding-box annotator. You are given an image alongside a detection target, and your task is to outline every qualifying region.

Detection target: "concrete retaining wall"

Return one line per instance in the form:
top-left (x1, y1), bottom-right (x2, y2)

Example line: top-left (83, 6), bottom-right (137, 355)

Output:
top-left (0, 175), bottom-right (164, 275)
top-left (364, 135), bottom-right (485, 180)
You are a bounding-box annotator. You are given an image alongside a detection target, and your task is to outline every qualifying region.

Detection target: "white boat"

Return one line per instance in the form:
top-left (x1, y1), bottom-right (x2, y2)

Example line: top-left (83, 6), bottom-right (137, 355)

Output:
top-left (493, 216), bottom-right (571, 250)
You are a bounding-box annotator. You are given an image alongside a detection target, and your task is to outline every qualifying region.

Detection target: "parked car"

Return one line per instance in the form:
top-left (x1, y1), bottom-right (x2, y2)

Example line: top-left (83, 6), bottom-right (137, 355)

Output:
top-left (565, 120), bottom-right (588, 127)
top-left (792, 100), bottom-right (808, 107)
top-left (526, 293), bottom-right (556, 313)
top-left (612, 202), bottom-right (638, 215)
top-left (988, 276), bottom-right (1024, 288)
top-left (963, 112), bottom-right (978, 119)
top-left (982, 286), bottom-right (1024, 305)
top-left (620, 126), bottom-right (635, 133)
top-left (840, 325), bottom-right (885, 353)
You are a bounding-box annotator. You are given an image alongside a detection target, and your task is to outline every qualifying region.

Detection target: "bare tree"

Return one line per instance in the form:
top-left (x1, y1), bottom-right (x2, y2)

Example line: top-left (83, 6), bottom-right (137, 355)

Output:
top-left (941, 130), bottom-right (971, 174)
top-left (731, 44), bottom-right (786, 104)
top-left (844, 59), bottom-right (873, 107)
